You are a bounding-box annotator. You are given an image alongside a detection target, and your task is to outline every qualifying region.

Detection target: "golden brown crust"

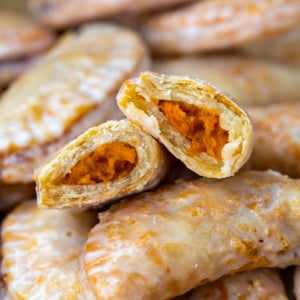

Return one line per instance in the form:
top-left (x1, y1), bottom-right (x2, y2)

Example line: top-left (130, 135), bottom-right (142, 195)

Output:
top-left (0, 10), bottom-right (54, 61)
top-left (0, 23), bottom-right (149, 184)
top-left (34, 119), bottom-right (170, 209)
top-left (117, 71), bottom-right (253, 178)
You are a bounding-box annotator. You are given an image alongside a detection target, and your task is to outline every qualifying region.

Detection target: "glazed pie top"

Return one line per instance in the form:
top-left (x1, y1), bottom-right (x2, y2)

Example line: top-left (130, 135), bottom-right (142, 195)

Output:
top-left (0, 23), bottom-right (149, 183)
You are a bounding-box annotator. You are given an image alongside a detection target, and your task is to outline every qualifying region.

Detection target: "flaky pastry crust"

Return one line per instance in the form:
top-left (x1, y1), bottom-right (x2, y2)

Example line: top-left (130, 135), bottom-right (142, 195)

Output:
top-left (34, 119), bottom-right (170, 209)
top-left (117, 71), bottom-right (253, 178)
top-left (0, 23), bottom-right (149, 184)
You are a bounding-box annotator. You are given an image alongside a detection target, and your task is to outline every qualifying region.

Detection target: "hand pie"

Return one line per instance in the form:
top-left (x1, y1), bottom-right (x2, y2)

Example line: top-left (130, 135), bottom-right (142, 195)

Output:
top-left (34, 119), bottom-right (170, 209)
top-left (81, 170), bottom-right (300, 300)
top-left (176, 268), bottom-right (287, 300)
top-left (153, 55), bottom-right (300, 107)
top-left (241, 24), bottom-right (300, 66)
top-left (248, 102), bottom-right (300, 178)
top-left (1, 201), bottom-right (97, 299)
top-left (117, 71), bottom-right (253, 178)
top-left (28, 0), bottom-right (189, 29)
top-left (0, 10), bottom-right (54, 61)
top-left (141, 0), bottom-right (300, 54)
top-left (0, 23), bottom-right (149, 184)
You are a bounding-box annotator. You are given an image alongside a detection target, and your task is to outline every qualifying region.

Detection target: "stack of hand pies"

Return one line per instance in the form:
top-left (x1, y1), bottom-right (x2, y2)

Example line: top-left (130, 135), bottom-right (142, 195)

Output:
top-left (1, 0), bottom-right (300, 299)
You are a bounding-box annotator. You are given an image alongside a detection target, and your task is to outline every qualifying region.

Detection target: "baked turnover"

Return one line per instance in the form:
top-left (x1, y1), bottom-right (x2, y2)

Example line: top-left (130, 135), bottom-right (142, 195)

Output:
top-left (1, 201), bottom-right (97, 299)
top-left (34, 120), bottom-right (170, 209)
top-left (117, 71), bottom-right (253, 178)
top-left (81, 170), bottom-right (300, 299)
top-left (0, 23), bottom-right (149, 184)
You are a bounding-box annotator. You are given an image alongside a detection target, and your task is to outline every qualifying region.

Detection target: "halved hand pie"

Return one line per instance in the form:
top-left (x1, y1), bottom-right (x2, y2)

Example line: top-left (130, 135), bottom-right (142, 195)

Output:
top-left (34, 119), bottom-right (170, 209)
top-left (117, 71), bottom-right (253, 178)
top-left (0, 23), bottom-right (149, 184)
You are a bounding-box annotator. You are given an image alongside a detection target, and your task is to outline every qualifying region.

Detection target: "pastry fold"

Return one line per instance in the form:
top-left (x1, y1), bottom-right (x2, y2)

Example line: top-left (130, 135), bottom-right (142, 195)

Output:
top-left (153, 55), bottom-right (300, 107)
top-left (0, 23), bottom-right (149, 184)
top-left (81, 170), bottom-right (300, 300)
top-left (1, 201), bottom-right (97, 300)
top-left (34, 119), bottom-right (170, 209)
top-left (117, 71), bottom-right (253, 178)
top-left (176, 268), bottom-right (287, 300)
top-left (248, 102), bottom-right (300, 178)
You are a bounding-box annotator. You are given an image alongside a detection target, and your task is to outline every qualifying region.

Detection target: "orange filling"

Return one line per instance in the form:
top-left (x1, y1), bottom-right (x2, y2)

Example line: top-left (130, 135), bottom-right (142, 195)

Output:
top-left (158, 100), bottom-right (228, 159)
top-left (61, 142), bottom-right (137, 185)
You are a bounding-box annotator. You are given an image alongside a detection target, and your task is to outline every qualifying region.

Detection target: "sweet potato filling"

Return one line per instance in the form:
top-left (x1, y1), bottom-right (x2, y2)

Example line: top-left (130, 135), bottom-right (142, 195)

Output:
top-left (158, 100), bottom-right (228, 159)
top-left (60, 142), bottom-right (137, 185)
